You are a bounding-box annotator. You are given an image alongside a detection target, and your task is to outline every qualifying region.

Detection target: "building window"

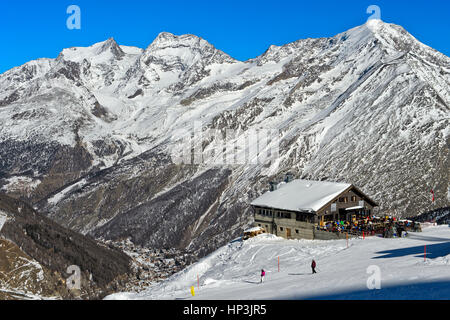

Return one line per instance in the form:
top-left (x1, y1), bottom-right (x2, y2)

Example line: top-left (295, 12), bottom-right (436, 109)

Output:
top-left (339, 197), bottom-right (348, 203)
top-left (351, 196), bottom-right (357, 202)
top-left (258, 224), bottom-right (261, 227)
top-left (280, 227), bottom-right (284, 231)
top-left (296, 213), bottom-right (311, 222)
top-left (295, 229), bottom-right (299, 234)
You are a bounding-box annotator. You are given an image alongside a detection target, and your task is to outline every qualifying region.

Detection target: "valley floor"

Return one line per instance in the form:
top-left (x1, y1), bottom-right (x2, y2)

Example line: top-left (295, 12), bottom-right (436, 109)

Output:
top-left (106, 225), bottom-right (450, 300)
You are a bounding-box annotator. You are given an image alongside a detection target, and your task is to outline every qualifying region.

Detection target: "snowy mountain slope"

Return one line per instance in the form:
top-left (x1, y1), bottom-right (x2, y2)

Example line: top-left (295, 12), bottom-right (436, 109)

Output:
top-left (0, 20), bottom-right (449, 257)
top-left (106, 225), bottom-right (450, 300)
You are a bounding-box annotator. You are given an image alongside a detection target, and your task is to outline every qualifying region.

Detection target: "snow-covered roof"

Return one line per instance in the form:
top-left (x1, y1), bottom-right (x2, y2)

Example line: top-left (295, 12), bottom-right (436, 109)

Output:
top-left (251, 179), bottom-right (351, 213)
top-left (244, 226), bottom-right (264, 233)
top-left (345, 206), bottom-right (364, 211)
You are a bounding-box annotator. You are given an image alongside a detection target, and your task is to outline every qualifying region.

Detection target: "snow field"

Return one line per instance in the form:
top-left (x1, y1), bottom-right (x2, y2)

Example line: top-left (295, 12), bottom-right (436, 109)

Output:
top-left (106, 225), bottom-right (450, 300)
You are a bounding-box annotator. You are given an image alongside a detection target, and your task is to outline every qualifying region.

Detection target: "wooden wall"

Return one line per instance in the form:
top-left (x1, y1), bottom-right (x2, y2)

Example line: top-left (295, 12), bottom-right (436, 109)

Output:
top-left (253, 206), bottom-right (315, 240)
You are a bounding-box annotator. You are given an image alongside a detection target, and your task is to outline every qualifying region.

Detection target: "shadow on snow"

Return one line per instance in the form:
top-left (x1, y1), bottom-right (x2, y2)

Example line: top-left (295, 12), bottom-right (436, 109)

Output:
top-left (373, 240), bottom-right (450, 260)
top-left (285, 280), bottom-right (450, 300)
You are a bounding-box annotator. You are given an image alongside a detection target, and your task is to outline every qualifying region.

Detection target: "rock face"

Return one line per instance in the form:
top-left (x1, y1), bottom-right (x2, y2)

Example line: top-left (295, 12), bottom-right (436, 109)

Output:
top-left (0, 194), bottom-right (132, 299)
top-left (411, 206), bottom-right (450, 225)
top-left (0, 20), bottom-right (449, 258)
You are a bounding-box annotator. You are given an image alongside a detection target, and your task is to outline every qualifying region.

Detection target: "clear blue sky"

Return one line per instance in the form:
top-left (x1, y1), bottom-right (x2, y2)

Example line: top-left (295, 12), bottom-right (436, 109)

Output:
top-left (0, 0), bottom-right (449, 73)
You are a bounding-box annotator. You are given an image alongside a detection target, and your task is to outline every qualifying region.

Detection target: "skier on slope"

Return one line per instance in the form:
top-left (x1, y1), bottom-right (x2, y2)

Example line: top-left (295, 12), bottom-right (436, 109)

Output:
top-left (311, 259), bottom-right (317, 274)
top-left (260, 269), bottom-right (266, 283)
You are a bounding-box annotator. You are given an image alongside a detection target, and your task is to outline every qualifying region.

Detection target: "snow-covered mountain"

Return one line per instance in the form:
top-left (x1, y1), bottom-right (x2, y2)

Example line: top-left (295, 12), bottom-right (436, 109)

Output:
top-left (0, 19), bottom-right (449, 257)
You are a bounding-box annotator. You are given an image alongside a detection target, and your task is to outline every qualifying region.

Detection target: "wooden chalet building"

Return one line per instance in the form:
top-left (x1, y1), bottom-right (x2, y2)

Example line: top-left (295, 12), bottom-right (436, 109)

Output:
top-left (251, 179), bottom-right (378, 240)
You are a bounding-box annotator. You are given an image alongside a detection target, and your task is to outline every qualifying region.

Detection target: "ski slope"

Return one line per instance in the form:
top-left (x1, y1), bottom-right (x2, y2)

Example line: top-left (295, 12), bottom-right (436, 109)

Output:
top-left (106, 225), bottom-right (450, 300)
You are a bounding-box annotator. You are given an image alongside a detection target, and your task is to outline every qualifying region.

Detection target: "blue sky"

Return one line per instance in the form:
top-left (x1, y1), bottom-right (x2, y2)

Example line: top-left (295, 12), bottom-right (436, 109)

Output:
top-left (0, 0), bottom-right (449, 73)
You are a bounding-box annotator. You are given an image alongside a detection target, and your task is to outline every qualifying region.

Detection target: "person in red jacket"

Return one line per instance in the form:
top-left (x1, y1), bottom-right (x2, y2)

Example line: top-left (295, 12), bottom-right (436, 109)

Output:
top-left (311, 259), bottom-right (317, 274)
top-left (260, 269), bottom-right (266, 283)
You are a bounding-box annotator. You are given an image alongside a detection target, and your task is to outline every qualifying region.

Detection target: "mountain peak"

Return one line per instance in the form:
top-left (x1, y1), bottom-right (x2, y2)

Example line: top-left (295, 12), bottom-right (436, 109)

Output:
top-left (98, 37), bottom-right (118, 49)
top-left (58, 37), bottom-right (125, 63)
top-left (366, 18), bottom-right (384, 29)
top-left (97, 37), bottom-right (125, 57)
top-left (364, 19), bottom-right (404, 36)
top-left (143, 31), bottom-right (236, 66)
top-left (148, 31), bottom-right (206, 50)
top-left (325, 20), bottom-right (416, 56)
top-left (155, 31), bottom-right (177, 41)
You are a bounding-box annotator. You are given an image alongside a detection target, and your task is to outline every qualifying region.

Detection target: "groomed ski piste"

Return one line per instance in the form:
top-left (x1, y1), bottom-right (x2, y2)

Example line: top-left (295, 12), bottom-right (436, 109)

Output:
top-left (106, 225), bottom-right (450, 300)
